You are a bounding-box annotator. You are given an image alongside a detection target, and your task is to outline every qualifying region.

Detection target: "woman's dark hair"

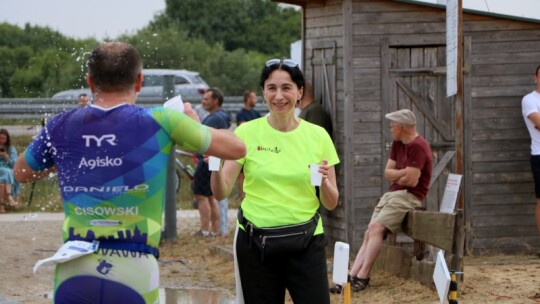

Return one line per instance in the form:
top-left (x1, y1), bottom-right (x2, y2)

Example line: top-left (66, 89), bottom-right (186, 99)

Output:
top-left (0, 129), bottom-right (11, 148)
top-left (86, 42), bottom-right (142, 92)
top-left (259, 60), bottom-right (305, 91)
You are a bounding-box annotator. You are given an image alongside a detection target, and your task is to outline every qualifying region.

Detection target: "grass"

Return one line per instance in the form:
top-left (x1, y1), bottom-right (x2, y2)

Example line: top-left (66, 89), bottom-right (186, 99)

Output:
top-left (10, 134), bottom-right (242, 213)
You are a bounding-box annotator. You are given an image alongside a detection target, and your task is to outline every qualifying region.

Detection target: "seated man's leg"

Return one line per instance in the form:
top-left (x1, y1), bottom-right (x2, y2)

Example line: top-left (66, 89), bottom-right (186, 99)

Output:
top-left (354, 191), bottom-right (419, 289)
top-left (356, 220), bottom-right (386, 280)
top-left (349, 228), bottom-right (370, 276)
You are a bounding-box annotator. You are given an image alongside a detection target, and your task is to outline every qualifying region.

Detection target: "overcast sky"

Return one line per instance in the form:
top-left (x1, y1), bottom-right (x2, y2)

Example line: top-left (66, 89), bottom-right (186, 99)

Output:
top-left (0, 0), bottom-right (539, 41)
top-left (0, 0), bottom-right (166, 40)
top-left (419, 0), bottom-right (540, 19)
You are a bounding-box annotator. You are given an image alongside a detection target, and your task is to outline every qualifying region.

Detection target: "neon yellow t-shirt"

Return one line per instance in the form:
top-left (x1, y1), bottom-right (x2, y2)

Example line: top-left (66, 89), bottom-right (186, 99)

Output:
top-left (235, 117), bottom-right (339, 234)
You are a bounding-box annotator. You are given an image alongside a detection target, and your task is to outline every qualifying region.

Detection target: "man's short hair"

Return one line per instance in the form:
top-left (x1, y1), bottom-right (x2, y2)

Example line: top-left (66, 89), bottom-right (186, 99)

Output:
top-left (87, 42), bottom-right (142, 92)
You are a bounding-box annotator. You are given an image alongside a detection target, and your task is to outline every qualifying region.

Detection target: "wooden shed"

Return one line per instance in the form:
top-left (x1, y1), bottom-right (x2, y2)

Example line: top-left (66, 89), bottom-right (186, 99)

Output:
top-left (276, 0), bottom-right (540, 255)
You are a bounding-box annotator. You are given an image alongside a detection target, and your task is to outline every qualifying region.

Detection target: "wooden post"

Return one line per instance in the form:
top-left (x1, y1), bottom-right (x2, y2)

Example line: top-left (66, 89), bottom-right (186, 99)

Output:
top-left (162, 75), bottom-right (177, 241)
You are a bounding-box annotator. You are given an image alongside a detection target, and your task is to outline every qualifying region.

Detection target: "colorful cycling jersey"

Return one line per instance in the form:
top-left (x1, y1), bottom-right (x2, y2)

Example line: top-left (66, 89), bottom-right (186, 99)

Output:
top-left (25, 104), bottom-right (211, 249)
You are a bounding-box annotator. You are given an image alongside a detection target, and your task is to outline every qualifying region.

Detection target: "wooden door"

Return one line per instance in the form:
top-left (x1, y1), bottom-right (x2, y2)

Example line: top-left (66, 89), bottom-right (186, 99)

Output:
top-left (381, 38), bottom-right (460, 211)
top-left (310, 40), bottom-right (337, 140)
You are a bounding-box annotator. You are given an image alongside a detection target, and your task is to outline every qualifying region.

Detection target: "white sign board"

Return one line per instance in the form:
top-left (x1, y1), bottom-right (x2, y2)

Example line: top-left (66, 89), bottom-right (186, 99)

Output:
top-left (446, 0), bottom-right (458, 97)
top-left (433, 250), bottom-right (451, 304)
top-left (332, 242), bottom-right (350, 285)
top-left (439, 173), bottom-right (462, 214)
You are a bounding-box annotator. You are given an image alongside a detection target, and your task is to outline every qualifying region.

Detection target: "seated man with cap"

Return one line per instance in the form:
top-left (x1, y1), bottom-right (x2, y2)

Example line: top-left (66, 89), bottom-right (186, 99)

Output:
top-left (330, 108), bottom-right (432, 294)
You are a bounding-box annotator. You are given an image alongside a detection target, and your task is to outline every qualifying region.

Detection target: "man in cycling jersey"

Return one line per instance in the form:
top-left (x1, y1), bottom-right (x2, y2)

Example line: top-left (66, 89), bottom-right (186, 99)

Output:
top-left (14, 41), bottom-right (245, 304)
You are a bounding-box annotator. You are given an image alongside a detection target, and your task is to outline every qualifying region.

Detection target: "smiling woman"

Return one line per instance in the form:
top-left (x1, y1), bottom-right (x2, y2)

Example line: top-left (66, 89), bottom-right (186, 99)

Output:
top-left (0, 0), bottom-right (165, 40)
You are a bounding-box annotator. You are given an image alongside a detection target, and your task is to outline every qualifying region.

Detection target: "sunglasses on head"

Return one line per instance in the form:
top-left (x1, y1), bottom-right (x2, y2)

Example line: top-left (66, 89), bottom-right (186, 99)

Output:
top-left (265, 58), bottom-right (299, 68)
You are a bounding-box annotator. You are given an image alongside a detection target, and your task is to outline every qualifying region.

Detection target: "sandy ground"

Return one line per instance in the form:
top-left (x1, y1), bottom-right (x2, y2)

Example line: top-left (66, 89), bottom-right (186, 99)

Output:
top-left (0, 212), bottom-right (539, 304)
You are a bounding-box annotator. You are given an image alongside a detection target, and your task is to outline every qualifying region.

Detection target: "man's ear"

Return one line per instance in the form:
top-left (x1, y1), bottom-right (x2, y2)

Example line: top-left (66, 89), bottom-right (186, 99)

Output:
top-left (135, 72), bottom-right (143, 92)
top-left (87, 75), bottom-right (95, 93)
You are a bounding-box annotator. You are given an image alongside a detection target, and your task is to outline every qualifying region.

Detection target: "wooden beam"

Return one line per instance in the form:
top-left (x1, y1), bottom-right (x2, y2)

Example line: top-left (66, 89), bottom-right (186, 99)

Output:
top-left (430, 150), bottom-right (456, 188)
top-left (402, 211), bottom-right (456, 251)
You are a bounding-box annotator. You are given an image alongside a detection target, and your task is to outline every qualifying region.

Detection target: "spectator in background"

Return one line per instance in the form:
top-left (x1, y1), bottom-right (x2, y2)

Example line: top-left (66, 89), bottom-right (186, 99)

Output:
top-left (13, 42), bottom-right (245, 303)
top-left (193, 87), bottom-right (232, 237)
top-left (521, 64), bottom-right (540, 236)
top-left (330, 109), bottom-right (432, 294)
top-left (236, 90), bottom-right (261, 124)
top-left (78, 93), bottom-right (90, 107)
top-left (299, 82), bottom-right (333, 138)
top-left (0, 128), bottom-right (20, 213)
top-left (234, 90), bottom-right (262, 201)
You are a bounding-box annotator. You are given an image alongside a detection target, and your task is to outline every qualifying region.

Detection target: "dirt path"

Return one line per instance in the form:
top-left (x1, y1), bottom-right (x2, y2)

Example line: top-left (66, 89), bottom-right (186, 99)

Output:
top-left (0, 213), bottom-right (539, 304)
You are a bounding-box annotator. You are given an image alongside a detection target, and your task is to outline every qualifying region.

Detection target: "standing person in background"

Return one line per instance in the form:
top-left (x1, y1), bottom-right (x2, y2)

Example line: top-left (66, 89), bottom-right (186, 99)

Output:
top-left (211, 58), bottom-right (339, 304)
top-left (236, 90), bottom-right (261, 124)
top-left (0, 128), bottom-right (20, 213)
top-left (234, 90), bottom-right (262, 201)
top-left (521, 64), bottom-right (540, 236)
top-left (330, 109), bottom-right (432, 294)
top-left (14, 42), bottom-right (245, 303)
top-left (193, 87), bottom-right (232, 237)
top-left (298, 82), bottom-right (333, 138)
top-left (78, 93), bottom-right (90, 107)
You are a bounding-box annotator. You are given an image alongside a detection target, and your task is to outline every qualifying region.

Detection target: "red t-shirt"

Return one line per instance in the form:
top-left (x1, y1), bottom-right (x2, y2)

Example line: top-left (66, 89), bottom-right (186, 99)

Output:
top-left (389, 136), bottom-right (432, 202)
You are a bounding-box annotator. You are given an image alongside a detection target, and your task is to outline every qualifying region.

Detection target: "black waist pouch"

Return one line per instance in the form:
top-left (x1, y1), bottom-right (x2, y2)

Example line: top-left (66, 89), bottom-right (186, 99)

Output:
top-left (238, 208), bottom-right (319, 261)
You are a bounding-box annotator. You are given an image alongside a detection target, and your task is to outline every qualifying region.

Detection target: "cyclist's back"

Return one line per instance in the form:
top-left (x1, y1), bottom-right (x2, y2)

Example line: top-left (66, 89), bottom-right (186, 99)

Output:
top-left (14, 42), bottom-right (246, 304)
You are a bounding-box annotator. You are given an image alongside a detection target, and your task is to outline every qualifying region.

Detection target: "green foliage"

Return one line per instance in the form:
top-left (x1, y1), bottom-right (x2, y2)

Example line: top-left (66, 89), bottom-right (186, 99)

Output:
top-left (0, 0), bottom-right (300, 98)
top-left (0, 23), bottom-right (99, 97)
top-left (124, 24), bottom-right (267, 95)
top-left (162, 0), bottom-right (300, 56)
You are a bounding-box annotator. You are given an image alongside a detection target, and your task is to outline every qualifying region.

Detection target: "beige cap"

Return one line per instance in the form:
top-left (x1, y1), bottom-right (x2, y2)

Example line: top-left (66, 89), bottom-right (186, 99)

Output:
top-left (385, 109), bottom-right (416, 125)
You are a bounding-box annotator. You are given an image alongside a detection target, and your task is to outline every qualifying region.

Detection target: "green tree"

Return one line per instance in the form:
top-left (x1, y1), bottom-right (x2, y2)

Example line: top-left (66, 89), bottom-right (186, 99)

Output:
top-left (124, 24), bottom-right (266, 95)
top-left (0, 23), bottom-right (98, 97)
top-left (160, 0), bottom-right (300, 57)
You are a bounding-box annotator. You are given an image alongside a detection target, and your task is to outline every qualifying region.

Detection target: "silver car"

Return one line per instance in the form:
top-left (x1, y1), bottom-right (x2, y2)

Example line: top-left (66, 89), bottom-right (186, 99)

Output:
top-left (52, 69), bottom-right (209, 103)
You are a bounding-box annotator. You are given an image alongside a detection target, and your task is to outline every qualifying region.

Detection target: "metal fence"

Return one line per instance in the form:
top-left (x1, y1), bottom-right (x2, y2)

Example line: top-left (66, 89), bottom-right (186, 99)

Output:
top-left (0, 97), bottom-right (268, 121)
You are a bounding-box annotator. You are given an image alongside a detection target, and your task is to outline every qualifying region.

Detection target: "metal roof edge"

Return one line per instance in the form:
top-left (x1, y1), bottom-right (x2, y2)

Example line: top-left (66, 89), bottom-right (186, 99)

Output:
top-left (394, 0), bottom-right (540, 24)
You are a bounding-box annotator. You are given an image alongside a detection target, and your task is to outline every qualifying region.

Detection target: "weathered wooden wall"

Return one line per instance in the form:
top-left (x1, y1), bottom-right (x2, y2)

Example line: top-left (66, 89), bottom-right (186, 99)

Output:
top-left (290, 0), bottom-right (540, 255)
top-left (465, 15), bottom-right (540, 253)
top-left (302, 0), bottom-right (349, 245)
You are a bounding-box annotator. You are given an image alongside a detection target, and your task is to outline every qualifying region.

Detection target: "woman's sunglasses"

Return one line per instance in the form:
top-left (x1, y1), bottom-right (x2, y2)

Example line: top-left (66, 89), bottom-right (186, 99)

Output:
top-left (265, 58), bottom-right (299, 68)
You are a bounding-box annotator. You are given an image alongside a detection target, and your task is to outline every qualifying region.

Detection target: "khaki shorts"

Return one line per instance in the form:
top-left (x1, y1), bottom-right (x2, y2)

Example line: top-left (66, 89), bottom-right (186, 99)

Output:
top-left (371, 190), bottom-right (421, 233)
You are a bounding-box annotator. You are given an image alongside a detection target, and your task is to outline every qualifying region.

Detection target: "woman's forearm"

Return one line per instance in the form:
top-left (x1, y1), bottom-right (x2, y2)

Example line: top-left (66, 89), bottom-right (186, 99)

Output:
top-left (319, 178), bottom-right (339, 211)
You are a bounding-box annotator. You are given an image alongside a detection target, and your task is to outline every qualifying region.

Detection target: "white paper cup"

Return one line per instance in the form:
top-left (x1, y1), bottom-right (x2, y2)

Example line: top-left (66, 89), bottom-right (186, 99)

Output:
top-left (163, 95), bottom-right (185, 113)
top-left (208, 156), bottom-right (221, 171)
top-left (310, 164), bottom-right (322, 186)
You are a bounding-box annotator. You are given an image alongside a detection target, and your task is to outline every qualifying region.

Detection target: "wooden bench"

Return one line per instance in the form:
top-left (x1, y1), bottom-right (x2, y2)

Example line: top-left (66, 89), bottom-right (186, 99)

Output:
top-left (373, 209), bottom-right (465, 288)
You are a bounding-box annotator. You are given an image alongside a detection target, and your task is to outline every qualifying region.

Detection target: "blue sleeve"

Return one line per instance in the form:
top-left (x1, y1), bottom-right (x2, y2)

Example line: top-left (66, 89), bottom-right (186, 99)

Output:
top-left (25, 114), bottom-right (63, 171)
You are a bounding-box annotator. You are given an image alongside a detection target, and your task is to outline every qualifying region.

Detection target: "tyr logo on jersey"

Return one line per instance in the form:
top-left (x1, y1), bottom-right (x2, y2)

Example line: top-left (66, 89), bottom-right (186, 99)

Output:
top-left (82, 134), bottom-right (117, 147)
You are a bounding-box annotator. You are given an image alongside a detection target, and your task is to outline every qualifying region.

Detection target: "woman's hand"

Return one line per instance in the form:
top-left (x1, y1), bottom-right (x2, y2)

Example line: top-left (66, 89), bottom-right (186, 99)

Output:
top-left (317, 159), bottom-right (330, 184)
top-left (316, 159), bottom-right (339, 211)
